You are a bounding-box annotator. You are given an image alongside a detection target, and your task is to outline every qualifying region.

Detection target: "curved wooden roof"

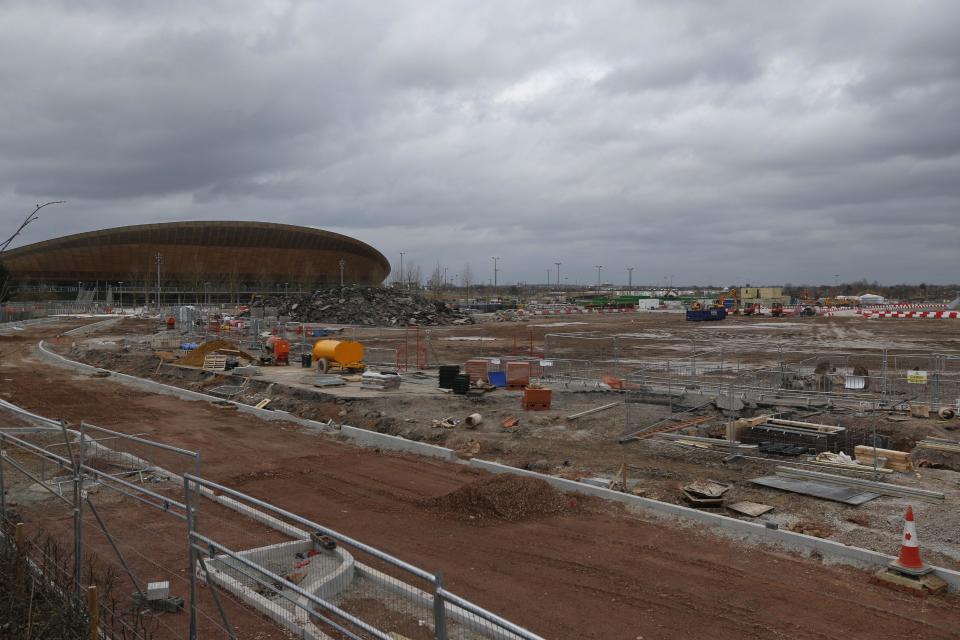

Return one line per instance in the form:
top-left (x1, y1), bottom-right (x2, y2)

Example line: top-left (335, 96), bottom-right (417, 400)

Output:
top-left (2, 221), bottom-right (390, 285)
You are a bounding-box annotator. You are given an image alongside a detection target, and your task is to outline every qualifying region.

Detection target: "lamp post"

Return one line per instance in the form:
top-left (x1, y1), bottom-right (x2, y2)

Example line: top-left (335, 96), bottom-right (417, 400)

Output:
top-left (555, 262), bottom-right (561, 291)
top-left (595, 265), bottom-right (603, 289)
top-left (155, 253), bottom-right (162, 313)
top-left (118, 282), bottom-right (123, 311)
top-left (627, 267), bottom-right (633, 290)
top-left (399, 252), bottom-right (405, 288)
top-left (339, 259), bottom-right (345, 286)
top-left (491, 257), bottom-right (499, 289)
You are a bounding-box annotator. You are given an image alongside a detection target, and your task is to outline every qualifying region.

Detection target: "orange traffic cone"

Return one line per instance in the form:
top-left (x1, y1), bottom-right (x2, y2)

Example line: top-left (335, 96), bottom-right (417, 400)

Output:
top-left (890, 506), bottom-right (931, 576)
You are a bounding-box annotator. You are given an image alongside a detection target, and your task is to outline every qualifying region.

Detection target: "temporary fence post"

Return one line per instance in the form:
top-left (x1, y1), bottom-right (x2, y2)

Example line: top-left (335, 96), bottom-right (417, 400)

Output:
top-left (198, 554), bottom-right (238, 640)
top-left (87, 585), bottom-right (99, 640)
top-left (185, 477), bottom-right (199, 640)
top-left (433, 571), bottom-right (448, 640)
top-left (64, 419), bottom-right (83, 598)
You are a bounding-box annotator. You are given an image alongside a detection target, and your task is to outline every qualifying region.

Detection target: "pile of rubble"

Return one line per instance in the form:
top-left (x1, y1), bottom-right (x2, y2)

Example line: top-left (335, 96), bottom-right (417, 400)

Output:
top-left (260, 286), bottom-right (474, 326)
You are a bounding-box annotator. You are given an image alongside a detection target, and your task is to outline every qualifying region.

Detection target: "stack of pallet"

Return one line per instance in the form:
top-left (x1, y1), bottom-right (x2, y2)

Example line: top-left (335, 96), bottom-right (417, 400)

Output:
top-left (522, 386), bottom-right (551, 410)
top-left (506, 361), bottom-right (531, 389)
top-left (202, 353), bottom-right (227, 371)
top-left (464, 359), bottom-right (489, 383)
top-left (854, 445), bottom-right (914, 471)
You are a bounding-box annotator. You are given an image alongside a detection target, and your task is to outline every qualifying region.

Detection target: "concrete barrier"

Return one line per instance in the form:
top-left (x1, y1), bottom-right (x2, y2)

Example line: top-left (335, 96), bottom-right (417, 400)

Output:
top-left (469, 458), bottom-right (960, 591)
top-left (35, 340), bottom-right (338, 432)
top-left (37, 340), bottom-right (462, 461)
top-left (62, 317), bottom-right (121, 336)
top-left (339, 425), bottom-right (460, 462)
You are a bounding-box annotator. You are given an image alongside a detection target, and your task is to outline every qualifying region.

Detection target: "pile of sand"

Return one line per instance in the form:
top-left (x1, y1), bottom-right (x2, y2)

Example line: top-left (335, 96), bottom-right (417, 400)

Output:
top-left (178, 339), bottom-right (252, 367)
top-left (425, 475), bottom-right (570, 522)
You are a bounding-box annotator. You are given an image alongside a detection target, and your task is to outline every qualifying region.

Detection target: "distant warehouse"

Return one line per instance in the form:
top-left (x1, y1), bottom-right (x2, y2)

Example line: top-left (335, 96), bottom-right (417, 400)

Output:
top-left (740, 286), bottom-right (791, 306)
top-left (2, 221), bottom-right (390, 303)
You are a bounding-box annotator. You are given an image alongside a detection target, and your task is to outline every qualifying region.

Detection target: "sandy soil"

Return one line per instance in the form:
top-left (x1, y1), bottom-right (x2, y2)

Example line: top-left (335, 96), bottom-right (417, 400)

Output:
top-left (3, 319), bottom-right (960, 639)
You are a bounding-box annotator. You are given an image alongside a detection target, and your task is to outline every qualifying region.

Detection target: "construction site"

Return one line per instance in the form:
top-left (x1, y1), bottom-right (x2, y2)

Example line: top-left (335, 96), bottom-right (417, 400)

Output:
top-left (2, 276), bottom-right (960, 639)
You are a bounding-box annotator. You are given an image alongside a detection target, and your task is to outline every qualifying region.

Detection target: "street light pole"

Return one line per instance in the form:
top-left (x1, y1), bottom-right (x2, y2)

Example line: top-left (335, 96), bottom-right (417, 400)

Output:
top-left (118, 282), bottom-right (123, 311)
top-left (339, 259), bottom-right (345, 286)
top-left (399, 252), bottom-right (405, 288)
top-left (627, 267), bottom-right (633, 289)
top-left (555, 262), bottom-right (561, 291)
top-left (595, 265), bottom-right (603, 289)
top-left (491, 257), bottom-right (499, 289)
top-left (155, 253), bottom-right (162, 313)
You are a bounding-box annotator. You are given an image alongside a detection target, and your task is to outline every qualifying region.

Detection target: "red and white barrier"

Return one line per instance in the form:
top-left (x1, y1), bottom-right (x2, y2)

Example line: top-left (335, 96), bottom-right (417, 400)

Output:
top-left (863, 311), bottom-right (959, 319)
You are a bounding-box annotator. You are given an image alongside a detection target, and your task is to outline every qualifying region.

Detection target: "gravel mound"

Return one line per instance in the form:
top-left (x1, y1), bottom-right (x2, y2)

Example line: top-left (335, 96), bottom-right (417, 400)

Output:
top-left (257, 286), bottom-right (473, 326)
top-left (426, 475), bottom-right (570, 522)
top-left (178, 339), bottom-right (249, 366)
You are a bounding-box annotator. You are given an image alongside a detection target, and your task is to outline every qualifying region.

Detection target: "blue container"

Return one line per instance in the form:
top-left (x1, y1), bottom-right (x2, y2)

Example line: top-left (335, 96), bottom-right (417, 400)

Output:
top-left (488, 371), bottom-right (507, 388)
top-left (312, 329), bottom-right (328, 337)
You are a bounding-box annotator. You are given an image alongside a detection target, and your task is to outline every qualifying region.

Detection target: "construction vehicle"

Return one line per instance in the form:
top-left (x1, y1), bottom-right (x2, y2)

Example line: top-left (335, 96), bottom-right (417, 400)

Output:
top-left (771, 302), bottom-right (784, 317)
top-left (742, 303), bottom-right (761, 316)
top-left (686, 301), bottom-right (727, 321)
top-left (312, 339), bottom-right (365, 374)
top-left (261, 336), bottom-right (291, 365)
top-left (716, 288), bottom-right (738, 314)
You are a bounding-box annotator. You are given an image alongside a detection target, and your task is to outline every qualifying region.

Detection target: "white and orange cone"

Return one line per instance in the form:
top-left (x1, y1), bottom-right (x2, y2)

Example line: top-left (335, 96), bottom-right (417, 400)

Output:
top-left (890, 506), bottom-right (931, 576)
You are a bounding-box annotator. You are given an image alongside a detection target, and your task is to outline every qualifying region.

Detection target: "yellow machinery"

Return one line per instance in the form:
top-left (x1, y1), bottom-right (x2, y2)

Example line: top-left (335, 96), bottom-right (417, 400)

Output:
top-left (312, 339), bottom-right (365, 373)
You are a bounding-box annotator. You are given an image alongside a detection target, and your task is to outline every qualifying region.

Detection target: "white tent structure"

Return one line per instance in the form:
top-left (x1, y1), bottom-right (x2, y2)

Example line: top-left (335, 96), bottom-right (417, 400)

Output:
top-left (858, 293), bottom-right (887, 305)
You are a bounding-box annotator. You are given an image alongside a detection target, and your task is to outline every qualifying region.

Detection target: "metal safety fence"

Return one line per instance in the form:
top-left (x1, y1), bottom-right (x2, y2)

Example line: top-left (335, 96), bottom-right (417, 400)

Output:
top-left (184, 475), bottom-right (544, 640)
top-left (2, 404), bottom-right (545, 640)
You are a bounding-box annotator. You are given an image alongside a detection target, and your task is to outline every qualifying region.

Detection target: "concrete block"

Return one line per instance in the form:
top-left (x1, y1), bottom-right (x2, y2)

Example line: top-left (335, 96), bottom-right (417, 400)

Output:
top-left (339, 425), bottom-right (459, 462)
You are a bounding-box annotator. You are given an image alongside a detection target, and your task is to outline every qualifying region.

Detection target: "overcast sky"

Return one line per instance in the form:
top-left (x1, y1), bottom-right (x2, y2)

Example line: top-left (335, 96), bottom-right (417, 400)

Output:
top-left (1, 1), bottom-right (958, 286)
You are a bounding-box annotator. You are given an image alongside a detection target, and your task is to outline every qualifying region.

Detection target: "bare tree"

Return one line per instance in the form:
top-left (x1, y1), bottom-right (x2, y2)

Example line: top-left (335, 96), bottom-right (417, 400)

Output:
top-left (1, 201), bottom-right (65, 302)
top-left (427, 263), bottom-right (443, 290)
top-left (403, 262), bottom-right (422, 288)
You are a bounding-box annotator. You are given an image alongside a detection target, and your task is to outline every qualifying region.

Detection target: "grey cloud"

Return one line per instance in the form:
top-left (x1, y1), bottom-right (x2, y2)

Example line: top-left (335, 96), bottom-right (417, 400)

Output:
top-left (1, 0), bottom-right (958, 285)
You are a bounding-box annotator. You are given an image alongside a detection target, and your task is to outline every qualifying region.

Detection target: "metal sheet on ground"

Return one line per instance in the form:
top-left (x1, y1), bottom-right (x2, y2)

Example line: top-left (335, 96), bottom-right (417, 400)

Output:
top-left (751, 476), bottom-right (880, 505)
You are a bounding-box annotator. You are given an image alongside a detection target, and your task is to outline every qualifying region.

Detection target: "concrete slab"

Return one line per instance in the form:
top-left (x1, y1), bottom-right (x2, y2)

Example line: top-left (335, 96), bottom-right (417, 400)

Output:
top-left (751, 475), bottom-right (880, 504)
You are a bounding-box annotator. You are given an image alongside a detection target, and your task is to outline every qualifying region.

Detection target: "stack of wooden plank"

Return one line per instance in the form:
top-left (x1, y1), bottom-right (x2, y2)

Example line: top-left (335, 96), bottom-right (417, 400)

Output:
top-left (916, 437), bottom-right (960, 454)
top-left (854, 444), bottom-right (914, 471)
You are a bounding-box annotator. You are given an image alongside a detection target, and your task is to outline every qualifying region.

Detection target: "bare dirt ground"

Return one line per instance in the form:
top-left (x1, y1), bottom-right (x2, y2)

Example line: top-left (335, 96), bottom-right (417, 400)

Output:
top-left (3, 318), bottom-right (960, 639)
top-left (62, 314), bottom-right (960, 570)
